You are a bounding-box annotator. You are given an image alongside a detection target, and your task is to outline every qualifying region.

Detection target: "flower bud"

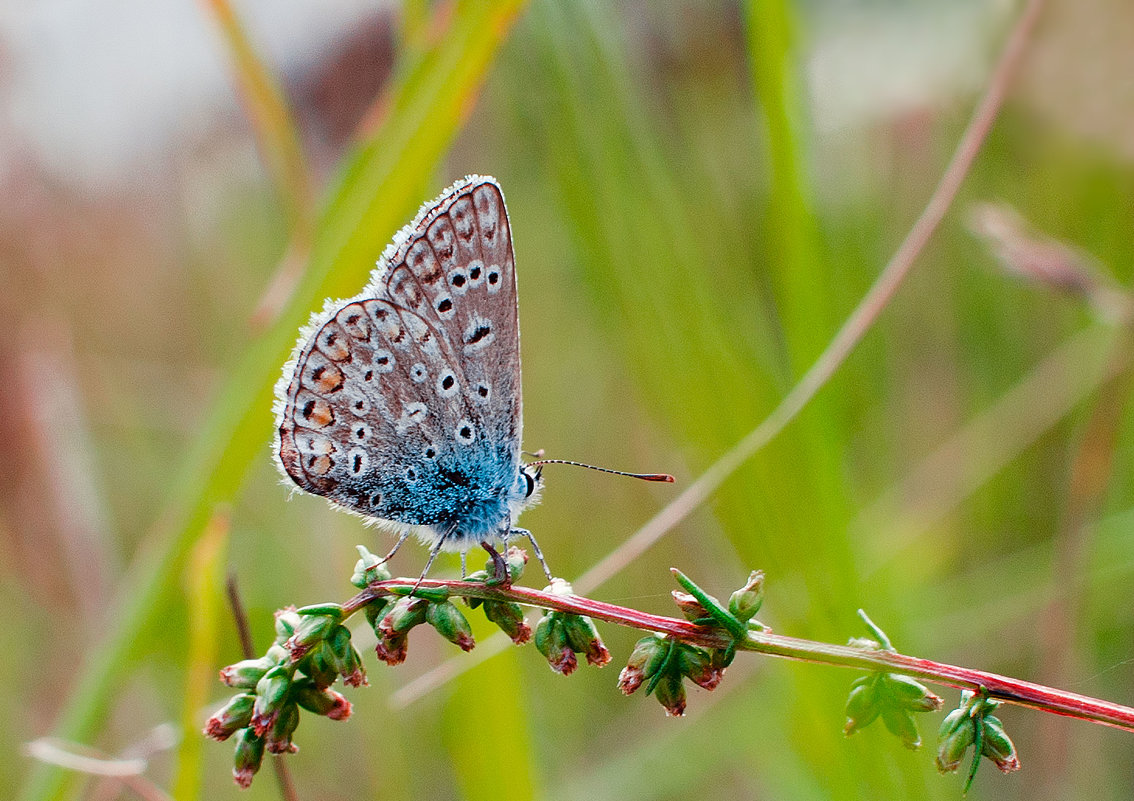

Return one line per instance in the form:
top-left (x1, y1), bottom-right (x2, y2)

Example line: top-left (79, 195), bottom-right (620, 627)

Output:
top-left (379, 597), bottom-right (430, 637)
top-left (293, 680), bottom-right (352, 721)
top-left (504, 545), bottom-right (528, 582)
top-left (544, 577), bottom-right (574, 596)
top-left (534, 613), bottom-right (577, 675)
top-left (326, 624), bottom-right (367, 687)
top-left (653, 671), bottom-right (687, 717)
top-left (671, 591), bottom-right (710, 622)
top-left (364, 597), bottom-right (392, 630)
top-left (251, 666), bottom-right (292, 735)
top-left (618, 636), bottom-right (670, 695)
top-left (483, 601), bottom-right (532, 644)
top-left (709, 643), bottom-right (736, 670)
top-left (843, 678), bottom-right (880, 735)
top-left (232, 728), bottom-right (265, 788)
top-left (274, 607), bottom-right (302, 642)
top-left (881, 705), bottom-right (922, 750)
top-left (676, 644), bottom-right (722, 690)
top-left (351, 545), bottom-right (391, 588)
top-left (374, 631), bottom-right (409, 665)
top-left (204, 693), bottom-right (255, 741)
top-left (426, 600), bottom-right (476, 651)
top-left (727, 570), bottom-right (765, 622)
top-left (935, 709), bottom-right (976, 773)
top-left (284, 614), bottom-right (338, 661)
top-left (219, 656), bottom-right (274, 690)
top-left (561, 613), bottom-right (611, 667)
top-left (296, 642), bottom-right (338, 689)
top-left (981, 715), bottom-right (1020, 772)
top-left (882, 674), bottom-right (943, 713)
top-left (265, 701), bottom-right (300, 754)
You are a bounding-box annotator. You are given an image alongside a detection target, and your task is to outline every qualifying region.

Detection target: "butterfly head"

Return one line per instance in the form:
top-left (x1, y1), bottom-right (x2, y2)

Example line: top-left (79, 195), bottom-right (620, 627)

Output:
top-left (515, 462), bottom-right (545, 515)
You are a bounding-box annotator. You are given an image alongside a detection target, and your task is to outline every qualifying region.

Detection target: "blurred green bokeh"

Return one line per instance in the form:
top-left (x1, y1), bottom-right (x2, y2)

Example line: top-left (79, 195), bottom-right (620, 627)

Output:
top-left (4, 1), bottom-right (1134, 799)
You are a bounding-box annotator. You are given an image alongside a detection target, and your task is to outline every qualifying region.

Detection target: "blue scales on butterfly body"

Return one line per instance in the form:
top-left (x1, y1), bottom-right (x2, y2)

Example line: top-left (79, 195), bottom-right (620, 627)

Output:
top-left (274, 176), bottom-right (543, 563)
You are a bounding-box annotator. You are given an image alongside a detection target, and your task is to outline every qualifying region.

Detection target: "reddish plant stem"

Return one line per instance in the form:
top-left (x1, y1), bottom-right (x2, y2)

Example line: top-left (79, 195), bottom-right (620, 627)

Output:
top-left (345, 577), bottom-right (1134, 733)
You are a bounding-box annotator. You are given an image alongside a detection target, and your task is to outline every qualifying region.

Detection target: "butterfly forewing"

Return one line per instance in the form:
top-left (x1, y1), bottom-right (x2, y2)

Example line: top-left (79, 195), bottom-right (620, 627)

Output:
top-left (384, 179), bottom-right (520, 452)
top-left (276, 176), bottom-right (522, 534)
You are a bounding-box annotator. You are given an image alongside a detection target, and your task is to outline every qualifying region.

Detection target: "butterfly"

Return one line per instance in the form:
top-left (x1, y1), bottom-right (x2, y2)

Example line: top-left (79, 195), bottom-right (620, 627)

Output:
top-left (273, 176), bottom-right (670, 581)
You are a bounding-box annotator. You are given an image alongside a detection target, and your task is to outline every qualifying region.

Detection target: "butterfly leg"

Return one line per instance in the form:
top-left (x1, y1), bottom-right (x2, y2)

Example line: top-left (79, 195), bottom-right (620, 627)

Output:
top-left (511, 528), bottom-right (553, 582)
top-left (481, 541), bottom-right (511, 587)
top-left (379, 528), bottom-right (414, 566)
top-left (460, 552), bottom-right (468, 579)
top-left (411, 535), bottom-right (448, 594)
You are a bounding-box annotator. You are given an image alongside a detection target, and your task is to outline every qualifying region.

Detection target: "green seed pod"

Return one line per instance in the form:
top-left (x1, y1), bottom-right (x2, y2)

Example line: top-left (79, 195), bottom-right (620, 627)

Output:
top-left (274, 608), bottom-right (302, 643)
top-left (935, 711), bottom-right (976, 773)
top-left (426, 600), bottom-right (476, 651)
top-left (882, 673), bottom-right (943, 712)
top-left (503, 546), bottom-right (528, 582)
top-left (380, 597), bottom-right (429, 636)
top-left (881, 704), bottom-right (922, 750)
top-left (351, 546), bottom-right (391, 588)
top-left (297, 642), bottom-right (337, 689)
top-left (727, 570), bottom-right (765, 622)
top-left (652, 670), bottom-right (687, 717)
top-left (265, 701), bottom-right (300, 754)
top-left (483, 601), bottom-right (531, 644)
top-left (251, 665), bottom-right (291, 735)
top-left (618, 636), bottom-right (669, 695)
top-left (561, 614), bottom-right (610, 667)
top-left (219, 656), bottom-right (274, 690)
top-left (293, 680), bottom-right (352, 720)
top-left (203, 693), bottom-right (256, 741)
top-left (844, 678), bottom-right (880, 735)
top-left (534, 613), bottom-right (576, 675)
top-left (676, 644), bottom-right (721, 690)
top-left (326, 624), bottom-right (367, 687)
top-left (364, 597), bottom-right (391, 631)
top-left (232, 729), bottom-right (265, 789)
top-left (981, 715), bottom-right (1020, 772)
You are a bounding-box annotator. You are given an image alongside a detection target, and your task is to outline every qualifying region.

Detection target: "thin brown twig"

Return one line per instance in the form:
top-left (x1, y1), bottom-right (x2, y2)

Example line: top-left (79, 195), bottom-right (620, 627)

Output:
top-left (225, 573), bottom-right (256, 660)
top-left (225, 575), bottom-right (300, 801)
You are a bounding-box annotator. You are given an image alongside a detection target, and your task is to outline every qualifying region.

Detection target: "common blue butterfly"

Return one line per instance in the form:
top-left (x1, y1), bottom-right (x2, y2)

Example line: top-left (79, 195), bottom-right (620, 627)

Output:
top-left (274, 176), bottom-right (669, 580)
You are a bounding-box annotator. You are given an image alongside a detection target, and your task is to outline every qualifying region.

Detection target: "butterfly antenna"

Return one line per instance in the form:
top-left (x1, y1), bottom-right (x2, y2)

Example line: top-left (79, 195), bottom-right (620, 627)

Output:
top-left (528, 459), bottom-right (674, 483)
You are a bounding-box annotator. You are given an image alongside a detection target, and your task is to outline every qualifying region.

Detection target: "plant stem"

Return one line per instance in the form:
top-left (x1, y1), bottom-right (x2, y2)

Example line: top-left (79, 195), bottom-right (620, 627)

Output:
top-left (347, 576), bottom-right (1134, 733)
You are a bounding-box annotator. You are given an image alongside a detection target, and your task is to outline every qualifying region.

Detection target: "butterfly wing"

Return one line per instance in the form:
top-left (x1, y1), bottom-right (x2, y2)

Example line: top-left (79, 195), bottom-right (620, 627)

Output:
top-left (274, 176), bottom-right (523, 545)
top-left (382, 177), bottom-right (521, 455)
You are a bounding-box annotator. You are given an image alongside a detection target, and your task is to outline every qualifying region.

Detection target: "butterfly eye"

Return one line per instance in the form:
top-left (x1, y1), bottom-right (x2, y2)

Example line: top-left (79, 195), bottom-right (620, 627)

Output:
top-left (523, 470), bottom-right (536, 498)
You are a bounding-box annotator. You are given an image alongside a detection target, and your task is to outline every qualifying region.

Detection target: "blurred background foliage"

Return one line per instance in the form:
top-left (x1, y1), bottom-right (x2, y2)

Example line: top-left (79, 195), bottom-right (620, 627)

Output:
top-left (3, 0), bottom-right (1134, 799)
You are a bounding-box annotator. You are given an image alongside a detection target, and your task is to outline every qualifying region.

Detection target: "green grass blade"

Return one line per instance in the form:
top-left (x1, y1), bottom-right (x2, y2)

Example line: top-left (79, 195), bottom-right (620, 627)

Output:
top-left (170, 511), bottom-right (229, 801)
